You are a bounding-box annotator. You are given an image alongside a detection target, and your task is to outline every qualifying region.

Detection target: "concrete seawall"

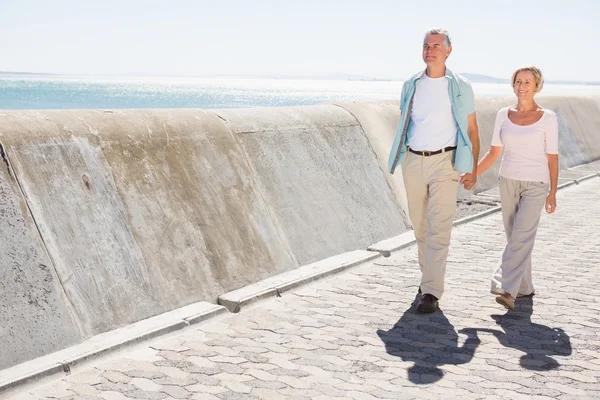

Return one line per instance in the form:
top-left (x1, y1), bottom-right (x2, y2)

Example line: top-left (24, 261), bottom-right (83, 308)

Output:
top-left (1, 95), bottom-right (598, 371)
top-left (0, 105), bottom-right (408, 370)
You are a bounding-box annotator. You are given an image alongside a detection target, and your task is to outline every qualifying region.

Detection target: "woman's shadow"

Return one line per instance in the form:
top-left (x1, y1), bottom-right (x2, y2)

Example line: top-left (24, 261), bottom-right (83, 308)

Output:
top-left (376, 294), bottom-right (481, 384)
top-left (464, 295), bottom-right (572, 371)
top-left (376, 294), bottom-right (571, 384)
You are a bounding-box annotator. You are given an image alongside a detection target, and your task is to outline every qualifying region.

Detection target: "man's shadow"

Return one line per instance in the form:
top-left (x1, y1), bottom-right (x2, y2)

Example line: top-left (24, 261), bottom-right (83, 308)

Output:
top-left (376, 295), bottom-right (572, 384)
top-left (466, 295), bottom-right (572, 371)
top-left (376, 294), bottom-right (481, 384)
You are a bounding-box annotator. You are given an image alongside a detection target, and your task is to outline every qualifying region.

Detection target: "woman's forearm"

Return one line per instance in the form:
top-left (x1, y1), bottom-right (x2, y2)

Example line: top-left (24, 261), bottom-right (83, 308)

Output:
top-left (477, 146), bottom-right (502, 176)
top-left (548, 154), bottom-right (559, 193)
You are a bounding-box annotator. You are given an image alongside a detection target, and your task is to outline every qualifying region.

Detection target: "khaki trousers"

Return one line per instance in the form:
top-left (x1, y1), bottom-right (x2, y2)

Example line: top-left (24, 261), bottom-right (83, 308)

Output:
top-left (402, 150), bottom-right (459, 299)
top-left (491, 177), bottom-right (548, 298)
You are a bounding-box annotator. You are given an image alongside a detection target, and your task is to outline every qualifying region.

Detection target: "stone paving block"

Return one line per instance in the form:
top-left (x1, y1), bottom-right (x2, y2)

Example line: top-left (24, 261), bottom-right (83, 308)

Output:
top-left (243, 369), bottom-right (278, 381)
top-left (69, 383), bottom-right (100, 396)
top-left (124, 370), bottom-right (167, 380)
top-left (346, 391), bottom-right (382, 400)
top-left (241, 363), bottom-right (277, 372)
top-left (558, 371), bottom-right (599, 383)
top-left (99, 359), bottom-right (135, 373)
top-left (129, 361), bottom-right (163, 373)
top-left (186, 367), bottom-right (221, 376)
top-left (190, 394), bottom-right (220, 400)
top-left (129, 348), bottom-right (163, 363)
top-left (94, 382), bottom-right (138, 393)
top-left (212, 372), bottom-right (253, 383)
top-left (124, 390), bottom-right (169, 399)
top-left (156, 351), bottom-right (186, 362)
top-left (160, 385), bottom-right (192, 399)
top-left (65, 369), bottom-right (106, 386)
top-left (188, 357), bottom-right (216, 369)
top-left (186, 383), bottom-right (228, 394)
top-left (249, 387), bottom-right (286, 400)
top-left (219, 380), bottom-right (252, 394)
top-left (31, 381), bottom-right (75, 398)
top-left (207, 356), bottom-right (248, 364)
top-left (214, 364), bottom-right (246, 375)
top-left (9, 395), bottom-right (40, 400)
top-left (187, 374), bottom-right (220, 385)
top-left (99, 392), bottom-right (129, 400)
top-left (276, 376), bottom-right (309, 389)
top-left (130, 378), bottom-right (162, 392)
top-left (103, 371), bottom-right (133, 384)
top-left (231, 346), bottom-right (270, 354)
top-left (152, 377), bottom-right (196, 386)
top-left (244, 379), bottom-right (289, 390)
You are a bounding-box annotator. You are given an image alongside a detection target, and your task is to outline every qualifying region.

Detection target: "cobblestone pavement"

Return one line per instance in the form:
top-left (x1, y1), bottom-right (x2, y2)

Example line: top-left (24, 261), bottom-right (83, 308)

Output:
top-left (13, 178), bottom-right (600, 400)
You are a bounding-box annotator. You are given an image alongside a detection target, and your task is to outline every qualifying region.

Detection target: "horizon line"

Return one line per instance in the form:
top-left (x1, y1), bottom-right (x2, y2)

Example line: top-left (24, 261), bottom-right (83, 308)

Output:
top-left (1, 70), bottom-right (599, 85)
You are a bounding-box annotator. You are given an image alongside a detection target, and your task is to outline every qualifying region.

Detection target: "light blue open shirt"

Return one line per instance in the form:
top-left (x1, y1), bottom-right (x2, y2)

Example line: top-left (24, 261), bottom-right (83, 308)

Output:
top-left (388, 68), bottom-right (476, 174)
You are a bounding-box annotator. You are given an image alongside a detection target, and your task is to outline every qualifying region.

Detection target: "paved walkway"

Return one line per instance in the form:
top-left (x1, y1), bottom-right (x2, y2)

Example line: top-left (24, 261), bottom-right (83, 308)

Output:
top-left (13, 178), bottom-right (600, 400)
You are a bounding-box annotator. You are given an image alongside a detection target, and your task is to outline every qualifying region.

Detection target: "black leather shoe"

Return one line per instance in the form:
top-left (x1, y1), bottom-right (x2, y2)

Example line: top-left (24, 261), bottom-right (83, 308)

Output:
top-left (416, 294), bottom-right (439, 313)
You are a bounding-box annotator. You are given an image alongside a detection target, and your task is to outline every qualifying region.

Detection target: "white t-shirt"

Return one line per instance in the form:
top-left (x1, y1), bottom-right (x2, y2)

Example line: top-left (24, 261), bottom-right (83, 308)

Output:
top-left (491, 107), bottom-right (559, 183)
top-left (406, 74), bottom-right (458, 151)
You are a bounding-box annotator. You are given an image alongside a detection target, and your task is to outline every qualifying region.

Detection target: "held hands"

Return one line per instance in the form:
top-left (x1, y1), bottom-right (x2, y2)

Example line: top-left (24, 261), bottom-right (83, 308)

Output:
top-left (460, 172), bottom-right (477, 191)
top-left (546, 192), bottom-right (557, 213)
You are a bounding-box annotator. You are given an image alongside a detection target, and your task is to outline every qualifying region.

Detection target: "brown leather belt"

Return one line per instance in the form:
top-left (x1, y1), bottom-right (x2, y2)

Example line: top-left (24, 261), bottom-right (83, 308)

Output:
top-left (408, 146), bottom-right (456, 156)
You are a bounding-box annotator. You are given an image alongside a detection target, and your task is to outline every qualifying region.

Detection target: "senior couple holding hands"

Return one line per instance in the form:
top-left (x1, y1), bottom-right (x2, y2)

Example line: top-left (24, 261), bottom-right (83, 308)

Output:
top-left (389, 28), bottom-right (559, 313)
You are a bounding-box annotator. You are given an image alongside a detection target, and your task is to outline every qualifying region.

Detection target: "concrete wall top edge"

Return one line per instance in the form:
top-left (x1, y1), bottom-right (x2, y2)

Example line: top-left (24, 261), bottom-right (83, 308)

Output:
top-left (0, 109), bottom-right (231, 143)
top-left (0, 103), bottom-right (364, 142)
top-left (213, 104), bottom-right (360, 135)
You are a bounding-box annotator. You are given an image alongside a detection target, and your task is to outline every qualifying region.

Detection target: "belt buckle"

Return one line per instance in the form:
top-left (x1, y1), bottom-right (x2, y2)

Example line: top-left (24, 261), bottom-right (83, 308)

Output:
top-left (423, 150), bottom-right (431, 156)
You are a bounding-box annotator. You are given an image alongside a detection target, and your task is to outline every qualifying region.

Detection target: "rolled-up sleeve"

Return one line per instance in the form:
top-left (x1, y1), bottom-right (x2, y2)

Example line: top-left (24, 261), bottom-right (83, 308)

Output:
top-left (462, 81), bottom-right (476, 115)
top-left (399, 81), bottom-right (408, 111)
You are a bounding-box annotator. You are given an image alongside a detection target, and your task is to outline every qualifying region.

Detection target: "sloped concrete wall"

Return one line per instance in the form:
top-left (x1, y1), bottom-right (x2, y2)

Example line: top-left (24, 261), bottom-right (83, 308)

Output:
top-left (0, 110), bottom-right (297, 338)
top-left (332, 101), bottom-right (410, 225)
top-left (538, 96), bottom-right (600, 168)
top-left (0, 153), bottom-right (82, 369)
top-left (0, 104), bottom-right (409, 370)
top-left (215, 105), bottom-right (408, 265)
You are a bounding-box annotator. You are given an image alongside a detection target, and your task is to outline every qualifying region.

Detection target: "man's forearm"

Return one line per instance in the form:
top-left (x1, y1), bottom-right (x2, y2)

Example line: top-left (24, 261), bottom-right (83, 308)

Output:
top-left (469, 129), bottom-right (480, 174)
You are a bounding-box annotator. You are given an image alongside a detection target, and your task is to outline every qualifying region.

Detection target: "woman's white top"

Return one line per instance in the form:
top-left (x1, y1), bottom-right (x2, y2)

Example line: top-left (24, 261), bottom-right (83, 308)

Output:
top-left (491, 107), bottom-right (559, 183)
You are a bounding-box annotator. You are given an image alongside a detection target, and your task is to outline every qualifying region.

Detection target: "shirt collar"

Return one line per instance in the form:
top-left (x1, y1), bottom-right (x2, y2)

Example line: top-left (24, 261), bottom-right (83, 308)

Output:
top-left (416, 67), bottom-right (454, 81)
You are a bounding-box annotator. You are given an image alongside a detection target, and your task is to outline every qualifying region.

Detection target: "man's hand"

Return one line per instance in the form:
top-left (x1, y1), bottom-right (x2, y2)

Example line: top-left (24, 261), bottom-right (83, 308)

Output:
top-left (460, 172), bottom-right (477, 191)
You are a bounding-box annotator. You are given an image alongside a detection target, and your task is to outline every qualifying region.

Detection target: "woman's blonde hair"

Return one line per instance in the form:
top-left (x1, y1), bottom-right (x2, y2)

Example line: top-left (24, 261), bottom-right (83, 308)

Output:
top-left (511, 66), bottom-right (544, 93)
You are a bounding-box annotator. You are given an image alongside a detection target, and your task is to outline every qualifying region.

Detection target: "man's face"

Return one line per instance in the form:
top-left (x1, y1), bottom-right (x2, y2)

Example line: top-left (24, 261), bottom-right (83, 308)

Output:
top-left (422, 34), bottom-right (451, 67)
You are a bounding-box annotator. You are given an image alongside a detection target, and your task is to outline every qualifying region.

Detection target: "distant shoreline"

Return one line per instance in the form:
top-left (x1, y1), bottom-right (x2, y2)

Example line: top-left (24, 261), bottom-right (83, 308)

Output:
top-left (1, 71), bottom-right (599, 86)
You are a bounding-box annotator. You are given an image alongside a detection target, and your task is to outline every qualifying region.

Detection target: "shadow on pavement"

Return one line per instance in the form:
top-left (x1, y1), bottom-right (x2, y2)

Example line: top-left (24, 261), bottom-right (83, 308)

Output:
top-left (376, 294), bottom-right (481, 384)
top-left (376, 295), bottom-right (572, 384)
top-left (480, 296), bottom-right (572, 371)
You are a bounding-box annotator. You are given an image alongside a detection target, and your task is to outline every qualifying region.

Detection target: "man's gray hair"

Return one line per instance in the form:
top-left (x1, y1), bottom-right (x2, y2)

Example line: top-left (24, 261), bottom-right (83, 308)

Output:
top-left (424, 28), bottom-right (451, 47)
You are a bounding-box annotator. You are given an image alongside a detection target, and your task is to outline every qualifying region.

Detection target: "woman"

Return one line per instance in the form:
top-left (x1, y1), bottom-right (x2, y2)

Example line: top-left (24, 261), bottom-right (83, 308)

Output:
top-left (475, 66), bottom-right (559, 310)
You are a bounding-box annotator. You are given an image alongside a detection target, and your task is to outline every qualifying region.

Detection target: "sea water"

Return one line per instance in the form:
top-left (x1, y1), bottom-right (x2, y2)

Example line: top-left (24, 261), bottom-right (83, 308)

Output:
top-left (1, 74), bottom-right (599, 110)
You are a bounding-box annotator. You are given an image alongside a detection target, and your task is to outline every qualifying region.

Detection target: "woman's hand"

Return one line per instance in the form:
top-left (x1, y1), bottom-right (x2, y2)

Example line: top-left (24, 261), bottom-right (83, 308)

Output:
top-left (460, 173), bottom-right (476, 190)
top-left (545, 192), bottom-right (557, 213)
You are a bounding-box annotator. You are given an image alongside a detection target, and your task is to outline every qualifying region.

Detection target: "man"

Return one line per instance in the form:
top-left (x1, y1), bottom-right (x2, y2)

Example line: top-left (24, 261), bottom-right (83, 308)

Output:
top-left (388, 28), bottom-right (480, 313)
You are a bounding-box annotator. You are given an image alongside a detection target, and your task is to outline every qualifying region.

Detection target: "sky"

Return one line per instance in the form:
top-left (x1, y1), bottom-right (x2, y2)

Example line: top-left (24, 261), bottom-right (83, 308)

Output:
top-left (1, 0), bottom-right (598, 81)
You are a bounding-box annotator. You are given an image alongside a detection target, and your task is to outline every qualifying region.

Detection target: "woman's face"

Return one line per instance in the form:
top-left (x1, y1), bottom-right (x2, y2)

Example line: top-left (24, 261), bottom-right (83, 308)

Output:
top-left (513, 71), bottom-right (537, 100)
